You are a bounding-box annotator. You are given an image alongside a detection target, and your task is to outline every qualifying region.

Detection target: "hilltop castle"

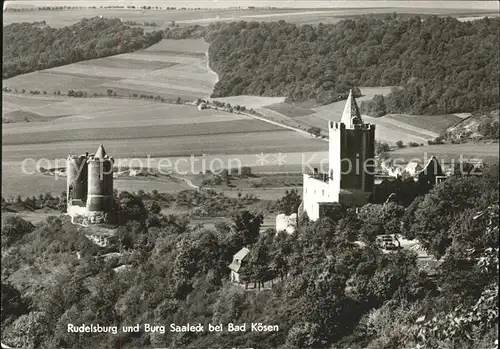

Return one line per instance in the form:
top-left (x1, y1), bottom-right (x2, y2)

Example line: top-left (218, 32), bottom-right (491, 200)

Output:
top-left (66, 144), bottom-right (116, 224)
top-left (300, 90), bottom-right (375, 221)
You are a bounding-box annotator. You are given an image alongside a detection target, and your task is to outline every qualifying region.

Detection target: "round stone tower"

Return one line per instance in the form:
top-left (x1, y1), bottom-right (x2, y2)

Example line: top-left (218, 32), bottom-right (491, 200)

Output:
top-left (66, 154), bottom-right (88, 205)
top-left (86, 144), bottom-right (115, 223)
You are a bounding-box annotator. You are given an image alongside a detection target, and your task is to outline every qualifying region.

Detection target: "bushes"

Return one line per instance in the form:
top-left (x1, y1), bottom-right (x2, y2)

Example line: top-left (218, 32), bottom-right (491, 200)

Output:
top-left (1, 216), bottom-right (35, 247)
top-left (2, 161), bottom-right (498, 349)
top-left (375, 141), bottom-right (391, 154)
top-left (307, 126), bottom-right (322, 137)
top-left (427, 136), bottom-right (445, 145)
top-left (360, 95), bottom-right (387, 117)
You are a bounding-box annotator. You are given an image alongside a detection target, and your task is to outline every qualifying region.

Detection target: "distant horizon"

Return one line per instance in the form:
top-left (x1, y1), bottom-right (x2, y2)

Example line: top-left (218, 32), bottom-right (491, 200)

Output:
top-left (4, 0), bottom-right (500, 11)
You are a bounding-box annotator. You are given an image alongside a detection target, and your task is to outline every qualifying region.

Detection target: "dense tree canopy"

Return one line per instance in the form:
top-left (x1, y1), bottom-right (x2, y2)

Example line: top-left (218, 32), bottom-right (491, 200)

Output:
top-left (1, 168), bottom-right (498, 348)
top-left (2, 17), bottom-right (164, 78)
top-left (200, 16), bottom-right (498, 113)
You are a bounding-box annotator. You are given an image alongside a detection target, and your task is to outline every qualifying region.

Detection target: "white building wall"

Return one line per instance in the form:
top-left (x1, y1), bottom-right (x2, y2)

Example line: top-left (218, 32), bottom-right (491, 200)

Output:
top-left (302, 174), bottom-right (334, 221)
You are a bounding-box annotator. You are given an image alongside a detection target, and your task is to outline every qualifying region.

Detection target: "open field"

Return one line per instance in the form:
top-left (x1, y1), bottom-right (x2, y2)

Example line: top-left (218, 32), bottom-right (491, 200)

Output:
top-left (75, 56), bottom-right (178, 70)
top-left (2, 110), bottom-right (60, 123)
top-left (1, 147), bottom-right (325, 198)
top-left (187, 173), bottom-right (303, 188)
top-left (2, 71), bottom-right (117, 92)
top-left (4, 5), bottom-right (498, 28)
top-left (385, 114), bottom-right (463, 134)
top-left (209, 96), bottom-right (286, 109)
top-left (390, 142), bottom-right (499, 164)
top-left (3, 39), bottom-right (218, 102)
top-left (310, 86), bottom-right (395, 116)
top-left (3, 104), bottom-right (251, 131)
top-left (2, 94), bottom-right (67, 107)
top-left (3, 139), bottom-right (498, 199)
top-left (3, 120), bottom-right (285, 144)
top-left (265, 102), bottom-right (316, 118)
top-left (258, 86), bottom-right (465, 144)
top-left (263, 86), bottom-right (394, 121)
top-left (2, 94), bottom-right (160, 118)
top-left (2, 131), bottom-right (325, 161)
top-left (144, 38), bottom-right (210, 54)
top-left (259, 86), bottom-right (437, 143)
top-left (1, 161), bottom-right (192, 200)
top-left (2, 92), bottom-right (326, 198)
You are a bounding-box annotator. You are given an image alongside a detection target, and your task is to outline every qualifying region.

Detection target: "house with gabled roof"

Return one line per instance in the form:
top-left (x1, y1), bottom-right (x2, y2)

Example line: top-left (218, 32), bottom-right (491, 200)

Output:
top-left (229, 247), bottom-right (250, 283)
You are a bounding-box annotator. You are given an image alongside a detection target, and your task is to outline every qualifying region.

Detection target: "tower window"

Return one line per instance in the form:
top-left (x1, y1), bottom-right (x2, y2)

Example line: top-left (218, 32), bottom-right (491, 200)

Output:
top-left (322, 190), bottom-right (324, 196)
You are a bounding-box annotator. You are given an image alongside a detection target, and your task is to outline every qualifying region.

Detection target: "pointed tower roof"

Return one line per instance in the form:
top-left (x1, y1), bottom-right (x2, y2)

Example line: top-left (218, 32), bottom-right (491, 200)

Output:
top-left (340, 89), bottom-right (362, 128)
top-left (94, 144), bottom-right (106, 159)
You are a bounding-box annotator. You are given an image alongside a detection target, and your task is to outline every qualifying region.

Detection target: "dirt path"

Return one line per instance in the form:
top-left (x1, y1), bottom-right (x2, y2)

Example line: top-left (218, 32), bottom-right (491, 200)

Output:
top-left (170, 174), bottom-right (199, 190)
top-left (205, 51), bottom-right (219, 85)
top-left (241, 110), bottom-right (326, 140)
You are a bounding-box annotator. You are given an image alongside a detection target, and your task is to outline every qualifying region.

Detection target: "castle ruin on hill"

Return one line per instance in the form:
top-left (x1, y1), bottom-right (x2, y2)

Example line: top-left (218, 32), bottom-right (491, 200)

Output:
top-left (296, 89), bottom-right (448, 223)
top-left (300, 90), bottom-right (376, 221)
top-left (66, 144), bottom-right (116, 225)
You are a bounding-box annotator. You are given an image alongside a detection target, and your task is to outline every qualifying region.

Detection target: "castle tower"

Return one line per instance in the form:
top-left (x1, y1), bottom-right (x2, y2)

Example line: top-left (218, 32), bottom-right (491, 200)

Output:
top-left (86, 144), bottom-right (115, 224)
top-left (301, 90), bottom-right (376, 221)
top-left (328, 90), bottom-right (375, 204)
top-left (66, 154), bottom-right (88, 207)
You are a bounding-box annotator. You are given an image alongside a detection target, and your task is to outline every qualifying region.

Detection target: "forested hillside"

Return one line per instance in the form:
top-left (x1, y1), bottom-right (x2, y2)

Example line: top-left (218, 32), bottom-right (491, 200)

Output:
top-left (199, 16), bottom-right (499, 114)
top-left (2, 18), bottom-right (164, 78)
top-left (1, 163), bottom-right (498, 348)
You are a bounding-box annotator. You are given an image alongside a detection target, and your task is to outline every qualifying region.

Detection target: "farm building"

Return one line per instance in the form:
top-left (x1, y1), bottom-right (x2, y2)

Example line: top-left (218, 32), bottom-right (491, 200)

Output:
top-left (229, 247), bottom-right (250, 283)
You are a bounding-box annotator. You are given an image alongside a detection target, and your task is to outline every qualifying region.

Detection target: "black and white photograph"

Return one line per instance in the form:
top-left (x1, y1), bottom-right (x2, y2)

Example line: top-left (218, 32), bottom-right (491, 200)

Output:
top-left (1, 0), bottom-right (499, 348)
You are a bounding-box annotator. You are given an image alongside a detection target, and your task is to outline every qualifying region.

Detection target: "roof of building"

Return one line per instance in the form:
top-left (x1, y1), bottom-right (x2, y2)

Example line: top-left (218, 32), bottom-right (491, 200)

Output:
top-left (95, 144), bottom-right (106, 159)
top-left (340, 89), bottom-right (363, 128)
top-left (419, 156), bottom-right (444, 176)
top-left (229, 247), bottom-right (250, 272)
top-left (374, 176), bottom-right (401, 185)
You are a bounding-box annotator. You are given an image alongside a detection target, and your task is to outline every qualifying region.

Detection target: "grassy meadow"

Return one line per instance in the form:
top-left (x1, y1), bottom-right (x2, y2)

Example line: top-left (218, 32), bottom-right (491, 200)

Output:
top-left (390, 142), bottom-right (499, 165)
top-left (2, 22), bottom-right (498, 200)
top-left (1, 38), bottom-right (326, 199)
top-left (258, 86), bottom-right (467, 144)
top-left (3, 39), bottom-right (218, 101)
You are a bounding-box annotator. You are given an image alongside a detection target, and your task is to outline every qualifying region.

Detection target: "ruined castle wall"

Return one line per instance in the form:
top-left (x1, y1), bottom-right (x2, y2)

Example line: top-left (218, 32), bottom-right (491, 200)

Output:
top-left (86, 158), bottom-right (114, 213)
top-left (67, 155), bottom-right (88, 203)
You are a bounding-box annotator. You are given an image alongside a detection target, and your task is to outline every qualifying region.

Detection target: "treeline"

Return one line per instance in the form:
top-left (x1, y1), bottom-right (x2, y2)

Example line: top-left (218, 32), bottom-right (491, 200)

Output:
top-left (1, 192), bottom-right (66, 213)
top-left (123, 20), bottom-right (158, 27)
top-left (4, 6), bottom-right (179, 11)
top-left (167, 16), bottom-right (498, 114)
top-left (1, 163), bottom-right (498, 348)
top-left (5, 6), bottom-right (83, 11)
top-left (2, 18), bottom-right (164, 79)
